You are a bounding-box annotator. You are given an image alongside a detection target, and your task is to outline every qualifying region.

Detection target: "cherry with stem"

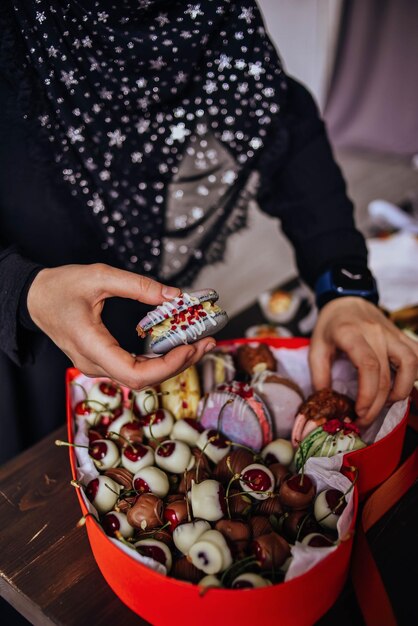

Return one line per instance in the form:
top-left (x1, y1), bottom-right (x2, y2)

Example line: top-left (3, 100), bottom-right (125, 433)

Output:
top-left (315, 466), bottom-right (358, 526)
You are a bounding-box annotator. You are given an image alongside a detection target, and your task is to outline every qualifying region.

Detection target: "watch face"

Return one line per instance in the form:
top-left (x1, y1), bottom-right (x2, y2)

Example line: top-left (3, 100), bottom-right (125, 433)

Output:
top-left (332, 266), bottom-right (375, 292)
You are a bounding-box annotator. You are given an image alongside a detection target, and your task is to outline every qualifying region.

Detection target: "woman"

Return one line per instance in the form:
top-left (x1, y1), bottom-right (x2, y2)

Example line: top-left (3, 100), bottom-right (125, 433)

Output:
top-left (0, 0), bottom-right (417, 463)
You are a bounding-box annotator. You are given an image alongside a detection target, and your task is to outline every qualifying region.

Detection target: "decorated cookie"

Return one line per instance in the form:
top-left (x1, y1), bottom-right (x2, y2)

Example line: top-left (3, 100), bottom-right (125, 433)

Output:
top-left (136, 289), bottom-right (228, 354)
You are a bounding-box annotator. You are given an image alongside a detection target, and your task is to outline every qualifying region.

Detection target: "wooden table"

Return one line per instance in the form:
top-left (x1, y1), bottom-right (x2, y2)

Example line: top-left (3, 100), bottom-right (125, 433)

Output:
top-left (1, 295), bottom-right (418, 626)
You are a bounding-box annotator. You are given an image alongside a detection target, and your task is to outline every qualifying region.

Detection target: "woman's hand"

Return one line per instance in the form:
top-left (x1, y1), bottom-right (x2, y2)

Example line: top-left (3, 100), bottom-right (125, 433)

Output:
top-left (309, 297), bottom-right (418, 427)
top-left (27, 263), bottom-right (216, 389)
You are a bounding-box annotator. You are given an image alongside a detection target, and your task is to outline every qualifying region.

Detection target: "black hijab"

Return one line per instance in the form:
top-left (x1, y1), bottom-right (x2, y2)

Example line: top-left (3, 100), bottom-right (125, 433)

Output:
top-left (10, 0), bottom-right (287, 280)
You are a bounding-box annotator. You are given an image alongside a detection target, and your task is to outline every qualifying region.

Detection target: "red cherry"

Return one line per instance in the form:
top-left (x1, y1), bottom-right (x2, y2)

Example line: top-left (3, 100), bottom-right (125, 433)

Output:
top-left (285, 474), bottom-right (313, 495)
top-left (99, 414), bottom-right (115, 428)
top-left (75, 401), bottom-right (93, 416)
top-left (99, 382), bottom-right (119, 397)
top-left (136, 544), bottom-right (167, 565)
top-left (157, 442), bottom-right (175, 458)
top-left (102, 513), bottom-right (121, 537)
top-left (280, 474), bottom-right (316, 510)
top-left (206, 429), bottom-right (229, 449)
top-left (183, 418), bottom-right (203, 433)
top-left (325, 489), bottom-right (347, 515)
top-left (85, 478), bottom-right (99, 502)
top-left (163, 500), bottom-right (188, 531)
top-left (113, 406), bottom-right (124, 418)
top-left (120, 422), bottom-right (143, 444)
top-left (88, 429), bottom-right (104, 443)
top-left (124, 443), bottom-right (149, 462)
top-left (141, 410), bottom-right (164, 426)
top-left (133, 477), bottom-right (151, 493)
top-left (242, 468), bottom-right (272, 492)
top-left (89, 441), bottom-right (108, 461)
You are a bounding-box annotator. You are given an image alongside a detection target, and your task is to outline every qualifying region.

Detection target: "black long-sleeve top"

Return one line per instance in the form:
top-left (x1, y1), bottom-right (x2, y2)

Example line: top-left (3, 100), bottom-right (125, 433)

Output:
top-left (0, 64), bottom-right (368, 366)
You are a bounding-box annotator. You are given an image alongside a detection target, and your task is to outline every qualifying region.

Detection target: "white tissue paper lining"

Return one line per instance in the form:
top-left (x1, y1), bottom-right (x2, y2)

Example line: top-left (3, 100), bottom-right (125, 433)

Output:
top-left (285, 456), bottom-right (353, 582)
top-left (68, 341), bottom-right (408, 583)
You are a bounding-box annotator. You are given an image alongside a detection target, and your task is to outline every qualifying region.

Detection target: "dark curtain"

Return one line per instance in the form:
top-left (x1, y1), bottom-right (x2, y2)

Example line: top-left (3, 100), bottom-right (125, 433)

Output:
top-left (325, 0), bottom-right (418, 155)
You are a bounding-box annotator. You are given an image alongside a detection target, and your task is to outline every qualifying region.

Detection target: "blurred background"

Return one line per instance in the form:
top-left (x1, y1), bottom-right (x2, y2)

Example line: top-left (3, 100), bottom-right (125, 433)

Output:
top-left (197, 0), bottom-right (418, 315)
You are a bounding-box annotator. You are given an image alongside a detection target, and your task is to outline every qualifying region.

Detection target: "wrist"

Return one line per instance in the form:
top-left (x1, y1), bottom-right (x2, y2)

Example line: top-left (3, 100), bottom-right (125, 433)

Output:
top-left (314, 263), bottom-right (379, 310)
top-left (26, 267), bottom-right (53, 329)
top-left (19, 267), bottom-right (45, 332)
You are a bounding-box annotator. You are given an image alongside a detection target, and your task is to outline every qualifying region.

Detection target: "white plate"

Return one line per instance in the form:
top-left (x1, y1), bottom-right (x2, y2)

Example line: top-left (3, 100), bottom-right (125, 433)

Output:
top-left (258, 289), bottom-right (302, 323)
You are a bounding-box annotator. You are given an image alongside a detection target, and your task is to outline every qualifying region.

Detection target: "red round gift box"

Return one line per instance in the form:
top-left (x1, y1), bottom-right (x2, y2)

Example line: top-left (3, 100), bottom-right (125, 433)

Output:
top-left (65, 337), bottom-right (409, 625)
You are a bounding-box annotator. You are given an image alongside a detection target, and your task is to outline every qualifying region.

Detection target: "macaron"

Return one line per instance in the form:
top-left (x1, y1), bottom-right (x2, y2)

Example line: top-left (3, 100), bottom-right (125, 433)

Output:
top-left (136, 289), bottom-right (228, 354)
top-left (252, 372), bottom-right (304, 439)
top-left (199, 381), bottom-right (273, 451)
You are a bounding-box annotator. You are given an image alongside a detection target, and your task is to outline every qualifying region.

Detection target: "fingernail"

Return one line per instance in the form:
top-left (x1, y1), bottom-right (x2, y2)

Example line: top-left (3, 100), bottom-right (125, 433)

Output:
top-left (204, 342), bottom-right (216, 354)
top-left (162, 286), bottom-right (180, 299)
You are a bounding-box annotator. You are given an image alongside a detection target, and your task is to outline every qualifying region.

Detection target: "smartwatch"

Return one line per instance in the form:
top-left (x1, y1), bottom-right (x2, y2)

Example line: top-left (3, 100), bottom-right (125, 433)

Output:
top-left (315, 264), bottom-right (379, 309)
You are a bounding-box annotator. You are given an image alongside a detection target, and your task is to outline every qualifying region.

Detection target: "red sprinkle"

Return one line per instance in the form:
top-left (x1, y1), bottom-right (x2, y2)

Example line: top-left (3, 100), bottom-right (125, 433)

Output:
top-left (322, 418), bottom-right (360, 436)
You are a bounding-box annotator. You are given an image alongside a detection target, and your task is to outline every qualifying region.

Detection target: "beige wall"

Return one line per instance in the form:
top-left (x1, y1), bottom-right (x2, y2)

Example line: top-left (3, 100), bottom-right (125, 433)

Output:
top-left (193, 1), bottom-right (343, 315)
top-left (259, 0), bottom-right (343, 109)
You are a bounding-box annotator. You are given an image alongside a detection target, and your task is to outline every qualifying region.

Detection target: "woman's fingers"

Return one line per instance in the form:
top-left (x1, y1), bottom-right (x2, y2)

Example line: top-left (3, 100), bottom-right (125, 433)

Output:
top-left (310, 298), bottom-right (418, 428)
top-left (74, 318), bottom-right (215, 389)
top-left (330, 331), bottom-right (388, 425)
top-left (387, 337), bottom-right (418, 402)
top-left (130, 341), bottom-right (216, 389)
top-left (308, 338), bottom-right (334, 390)
top-left (357, 347), bottom-right (392, 427)
top-left (26, 263), bottom-right (219, 389)
top-left (94, 264), bottom-right (180, 305)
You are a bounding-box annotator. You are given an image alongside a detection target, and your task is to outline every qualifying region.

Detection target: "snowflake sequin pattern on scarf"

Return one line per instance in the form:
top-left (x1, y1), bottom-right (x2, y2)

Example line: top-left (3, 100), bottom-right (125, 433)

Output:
top-left (12, 0), bottom-right (287, 280)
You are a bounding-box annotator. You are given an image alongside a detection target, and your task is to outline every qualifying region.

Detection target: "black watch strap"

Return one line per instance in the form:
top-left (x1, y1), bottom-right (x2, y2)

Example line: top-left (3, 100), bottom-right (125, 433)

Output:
top-left (315, 264), bottom-right (379, 309)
